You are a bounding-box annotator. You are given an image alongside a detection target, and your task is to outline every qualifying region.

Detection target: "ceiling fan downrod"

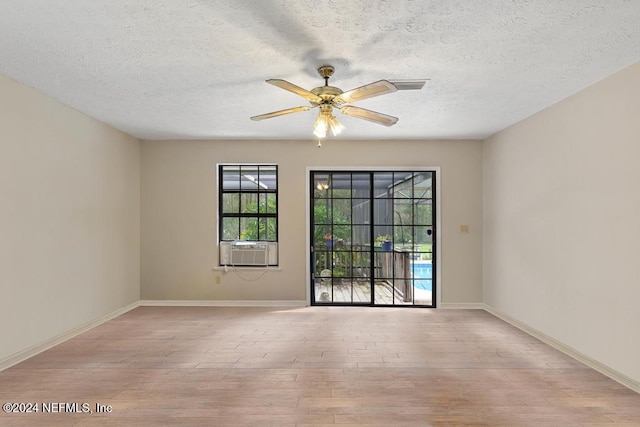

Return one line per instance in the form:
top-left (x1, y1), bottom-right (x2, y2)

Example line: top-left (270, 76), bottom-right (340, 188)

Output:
top-left (317, 65), bottom-right (334, 87)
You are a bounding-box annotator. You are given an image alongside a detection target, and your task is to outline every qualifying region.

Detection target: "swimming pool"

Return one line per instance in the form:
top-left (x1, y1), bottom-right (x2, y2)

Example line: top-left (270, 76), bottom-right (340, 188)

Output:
top-left (412, 262), bottom-right (432, 291)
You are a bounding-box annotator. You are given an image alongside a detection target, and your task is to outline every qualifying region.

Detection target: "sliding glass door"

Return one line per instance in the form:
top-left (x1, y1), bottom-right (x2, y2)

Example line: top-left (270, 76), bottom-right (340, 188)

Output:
top-left (310, 170), bottom-right (436, 307)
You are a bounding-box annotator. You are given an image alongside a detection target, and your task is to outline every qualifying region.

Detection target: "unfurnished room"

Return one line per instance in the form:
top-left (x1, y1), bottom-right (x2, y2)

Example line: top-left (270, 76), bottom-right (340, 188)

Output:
top-left (1, 1), bottom-right (639, 426)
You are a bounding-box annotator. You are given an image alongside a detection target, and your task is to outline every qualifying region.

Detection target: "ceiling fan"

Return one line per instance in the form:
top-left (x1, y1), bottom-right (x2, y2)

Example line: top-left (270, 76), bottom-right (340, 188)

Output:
top-left (250, 65), bottom-right (425, 138)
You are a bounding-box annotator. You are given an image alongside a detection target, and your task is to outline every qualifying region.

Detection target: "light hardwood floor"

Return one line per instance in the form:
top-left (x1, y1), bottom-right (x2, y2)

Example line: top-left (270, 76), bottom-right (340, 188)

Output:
top-left (1, 307), bottom-right (639, 426)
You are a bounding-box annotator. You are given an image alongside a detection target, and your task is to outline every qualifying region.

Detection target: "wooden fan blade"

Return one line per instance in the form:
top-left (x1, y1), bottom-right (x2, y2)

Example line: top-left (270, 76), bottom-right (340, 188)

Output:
top-left (250, 106), bottom-right (312, 121)
top-left (266, 79), bottom-right (323, 104)
top-left (334, 80), bottom-right (397, 105)
top-left (339, 106), bottom-right (398, 127)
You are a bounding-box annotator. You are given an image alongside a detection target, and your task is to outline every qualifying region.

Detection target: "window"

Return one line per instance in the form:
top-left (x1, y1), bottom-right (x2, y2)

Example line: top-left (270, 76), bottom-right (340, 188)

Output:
top-left (218, 164), bottom-right (278, 266)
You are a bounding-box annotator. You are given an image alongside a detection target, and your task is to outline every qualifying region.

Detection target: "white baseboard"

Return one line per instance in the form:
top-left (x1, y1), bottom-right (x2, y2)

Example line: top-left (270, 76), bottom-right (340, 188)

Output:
top-left (138, 299), bottom-right (307, 307)
top-left (482, 304), bottom-right (639, 394)
top-left (0, 301), bottom-right (140, 372)
top-left (439, 302), bottom-right (485, 309)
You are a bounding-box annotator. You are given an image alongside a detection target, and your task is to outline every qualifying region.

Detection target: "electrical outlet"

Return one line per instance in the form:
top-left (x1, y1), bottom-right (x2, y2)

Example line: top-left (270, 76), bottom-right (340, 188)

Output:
top-left (215, 275), bottom-right (221, 284)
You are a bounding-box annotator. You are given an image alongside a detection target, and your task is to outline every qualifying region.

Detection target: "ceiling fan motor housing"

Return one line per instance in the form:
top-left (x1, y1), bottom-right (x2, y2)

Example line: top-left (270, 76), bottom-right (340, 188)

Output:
top-left (310, 85), bottom-right (343, 105)
top-left (309, 65), bottom-right (344, 105)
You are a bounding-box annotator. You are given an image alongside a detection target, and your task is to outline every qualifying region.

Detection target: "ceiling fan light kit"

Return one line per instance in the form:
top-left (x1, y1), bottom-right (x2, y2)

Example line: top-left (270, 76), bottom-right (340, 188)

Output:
top-left (313, 104), bottom-right (344, 138)
top-left (251, 65), bottom-right (425, 139)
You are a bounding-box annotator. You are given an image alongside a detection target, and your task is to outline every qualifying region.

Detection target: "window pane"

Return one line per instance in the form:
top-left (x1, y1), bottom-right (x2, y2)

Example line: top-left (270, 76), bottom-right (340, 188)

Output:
top-left (259, 166), bottom-right (277, 190)
top-left (256, 217), bottom-right (277, 241)
top-left (394, 252), bottom-right (411, 279)
top-left (258, 194), bottom-right (267, 213)
top-left (374, 199), bottom-right (393, 226)
top-left (240, 217), bottom-right (258, 240)
top-left (240, 166), bottom-right (260, 190)
top-left (351, 250), bottom-right (370, 272)
top-left (266, 218), bottom-right (277, 241)
top-left (332, 199), bottom-right (351, 224)
top-left (265, 193), bottom-right (277, 213)
top-left (413, 172), bottom-right (432, 199)
top-left (374, 226), bottom-right (392, 248)
top-left (222, 217), bottom-right (239, 240)
top-left (258, 218), bottom-right (267, 240)
top-left (331, 173), bottom-right (351, 198)
top-left (314, 225), bottom-right (331, 246)
top-left (222, 166), bottom-right (240, 190)
top-left (415, 226), bottom-right (433, 247)
top-left (241, 193), bottom-right (258, 213)
top-left (222, 193), bottom-right (239, 214)
top-left (353, 225), bottom-right (370, 246)
top-left (334, 251), bottom-right (351, 277)
top-left (352, 198), bottom-right (370, 225)
top-left (394, 225), bottom-right (412, 248)
top-left (351, 173), bottom-right (369, 198)
top-left (314, 173), bottom-right (330, 198)
top-left (315, 252), bottom-right (331, 274)
top-left (415, 200), bottom-right (432, 225)
top-left (333, 225), bottom-right (351, 245)
top-left (373, 172), bottom-right (393, 199)
top-left (314, 199), bottom-right (331, 224)
top-left (393, 172), bottom-right (412, 199)
top-left (394, 199), bottom-right (413, 224)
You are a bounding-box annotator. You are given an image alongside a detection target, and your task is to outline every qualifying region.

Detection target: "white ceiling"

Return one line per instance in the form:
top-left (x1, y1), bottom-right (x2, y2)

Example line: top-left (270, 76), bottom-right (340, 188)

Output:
top-left (0, 1), bottom-right (639, 141)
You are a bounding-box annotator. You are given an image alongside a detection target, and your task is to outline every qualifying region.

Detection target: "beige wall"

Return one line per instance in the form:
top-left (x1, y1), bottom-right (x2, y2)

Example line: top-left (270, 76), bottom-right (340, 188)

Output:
top-left (0, 76), bottom-right (140, 363)
top-left (483, 63), bottom-right (640, 384)
top-left (140, 139), bottom-right (483, 304)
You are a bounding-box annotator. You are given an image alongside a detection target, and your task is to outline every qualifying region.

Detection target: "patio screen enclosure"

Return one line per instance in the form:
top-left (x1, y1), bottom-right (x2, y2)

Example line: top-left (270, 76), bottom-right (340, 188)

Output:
top-left (310, 170), bottom-right (436, 307)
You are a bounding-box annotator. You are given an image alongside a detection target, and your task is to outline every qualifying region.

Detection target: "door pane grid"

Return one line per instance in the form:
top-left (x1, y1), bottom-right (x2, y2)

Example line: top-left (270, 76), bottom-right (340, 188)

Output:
top-left (311, 170), bottom-right (435, 306)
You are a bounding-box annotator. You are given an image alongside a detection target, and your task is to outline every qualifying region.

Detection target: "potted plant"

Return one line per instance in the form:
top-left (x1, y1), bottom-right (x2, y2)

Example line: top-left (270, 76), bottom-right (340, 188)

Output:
top-left (324, 233), bottom-right (336, 248)
top-left (375, 234), bottom-right (393, 251)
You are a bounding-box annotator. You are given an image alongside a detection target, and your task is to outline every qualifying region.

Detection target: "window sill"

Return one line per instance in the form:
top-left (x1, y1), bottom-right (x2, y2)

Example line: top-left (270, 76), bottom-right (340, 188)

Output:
top-left (212, 266), bottom-right (281, 271)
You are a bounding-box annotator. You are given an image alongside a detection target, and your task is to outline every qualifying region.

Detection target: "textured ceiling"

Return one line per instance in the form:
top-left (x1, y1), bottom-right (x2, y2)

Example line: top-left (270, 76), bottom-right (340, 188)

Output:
top-left (0, 1), bottom-right (639, 141)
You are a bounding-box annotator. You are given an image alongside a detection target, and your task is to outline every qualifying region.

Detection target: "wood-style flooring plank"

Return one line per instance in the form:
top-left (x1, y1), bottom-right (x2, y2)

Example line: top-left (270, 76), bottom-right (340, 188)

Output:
top-left (0, 306), bottom-right (639, 426)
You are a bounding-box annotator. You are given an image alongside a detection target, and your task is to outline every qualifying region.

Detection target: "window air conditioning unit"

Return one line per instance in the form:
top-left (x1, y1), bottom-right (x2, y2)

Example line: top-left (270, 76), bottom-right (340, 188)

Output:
top-left (219, 241), bottom-right (278, 266)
